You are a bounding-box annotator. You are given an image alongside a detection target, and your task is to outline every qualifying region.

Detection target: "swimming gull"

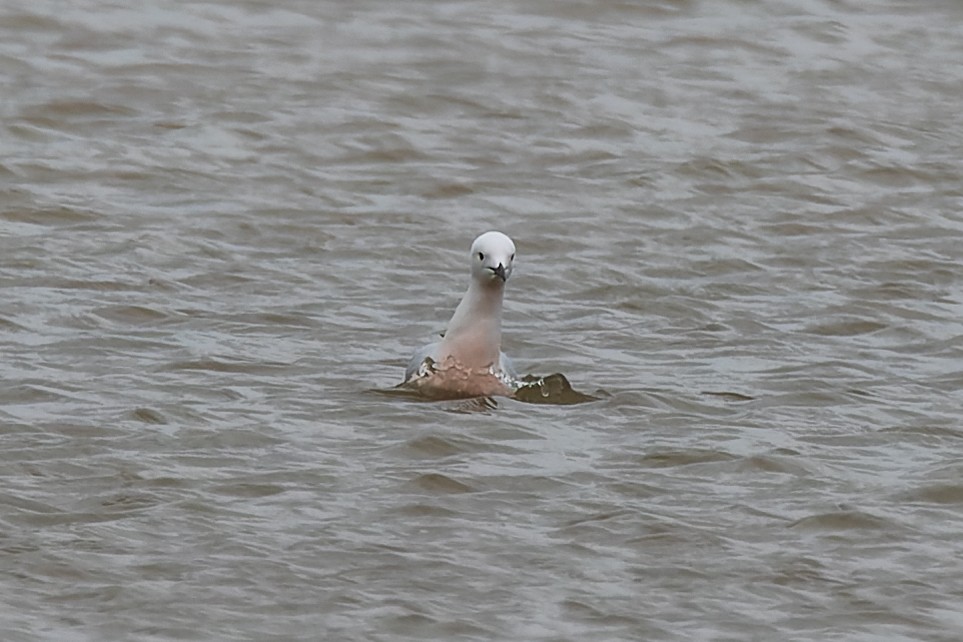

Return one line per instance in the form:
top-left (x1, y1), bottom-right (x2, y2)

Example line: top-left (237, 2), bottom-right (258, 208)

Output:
top-left (404, 231), bottom-right (517, 398)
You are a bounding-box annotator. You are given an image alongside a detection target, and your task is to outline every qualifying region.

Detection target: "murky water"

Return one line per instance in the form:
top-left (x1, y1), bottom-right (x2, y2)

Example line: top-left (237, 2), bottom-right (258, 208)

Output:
top-left (2, 0), bottom-right (962, 639)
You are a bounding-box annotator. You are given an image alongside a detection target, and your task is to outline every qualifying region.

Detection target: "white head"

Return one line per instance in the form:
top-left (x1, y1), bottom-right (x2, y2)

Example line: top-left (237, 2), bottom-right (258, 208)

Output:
top-left (470, 231), bottom-right (516, 285)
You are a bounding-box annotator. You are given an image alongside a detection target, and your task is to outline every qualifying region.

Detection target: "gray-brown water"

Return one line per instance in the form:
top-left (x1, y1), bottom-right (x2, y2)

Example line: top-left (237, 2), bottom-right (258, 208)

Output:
top-left (2, 0), bottom-right (962, 639)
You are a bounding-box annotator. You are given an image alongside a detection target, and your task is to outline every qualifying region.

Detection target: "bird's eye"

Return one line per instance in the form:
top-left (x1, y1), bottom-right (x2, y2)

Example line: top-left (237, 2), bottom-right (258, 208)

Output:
top-left (510, 253), bottom-right (515, 261)
top-left (478, 252), bottom-right (485, 261)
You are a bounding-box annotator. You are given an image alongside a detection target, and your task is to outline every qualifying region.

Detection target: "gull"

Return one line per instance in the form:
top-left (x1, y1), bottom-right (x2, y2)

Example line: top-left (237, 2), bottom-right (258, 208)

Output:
top-left (404, 231), bottom-right (517, 398)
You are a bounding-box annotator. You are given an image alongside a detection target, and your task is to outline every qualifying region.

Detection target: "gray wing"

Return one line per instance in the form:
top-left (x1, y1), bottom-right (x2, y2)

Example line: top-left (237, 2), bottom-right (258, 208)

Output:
top-left (405, 341), bottom-right (440, 381)
top-left (498, 352), bottom-right (517, 379)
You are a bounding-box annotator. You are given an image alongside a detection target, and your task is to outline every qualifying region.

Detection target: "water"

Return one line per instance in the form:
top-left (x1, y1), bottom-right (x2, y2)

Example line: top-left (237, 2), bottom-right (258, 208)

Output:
top-left (2, 0), bottom-right (962, 639)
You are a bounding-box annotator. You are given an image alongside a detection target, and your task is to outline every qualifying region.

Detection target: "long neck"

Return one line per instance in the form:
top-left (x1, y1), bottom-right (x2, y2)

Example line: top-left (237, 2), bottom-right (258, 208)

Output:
top-left (440, 280), bottom-right (504, 367)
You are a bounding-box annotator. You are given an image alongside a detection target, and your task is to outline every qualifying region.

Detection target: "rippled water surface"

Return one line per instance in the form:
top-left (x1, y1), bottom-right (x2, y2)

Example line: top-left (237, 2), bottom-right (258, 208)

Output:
top-left (2, 0), bottom-right (963, 639)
